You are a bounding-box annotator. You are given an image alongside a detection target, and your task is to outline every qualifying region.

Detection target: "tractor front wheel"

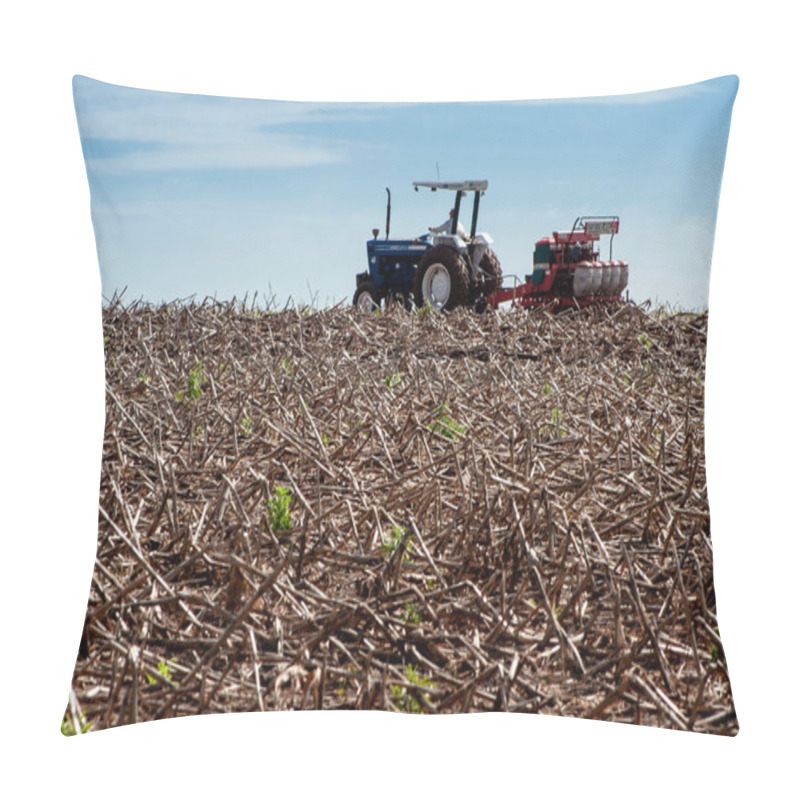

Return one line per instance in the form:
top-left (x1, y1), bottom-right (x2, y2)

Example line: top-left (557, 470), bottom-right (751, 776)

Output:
top-left (353, 284), bottom-right (381, 313)
top-left (413, 246), bottom-right (470, 311)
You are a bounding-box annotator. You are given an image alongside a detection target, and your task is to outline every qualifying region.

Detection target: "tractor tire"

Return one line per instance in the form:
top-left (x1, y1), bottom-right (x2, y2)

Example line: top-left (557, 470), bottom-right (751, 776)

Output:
top-left (479, 249), bottom-right (503, 293)
top-left (353, 284), bottom-right (381, 313)
top-left (413, 245), bottom-right (470, 311)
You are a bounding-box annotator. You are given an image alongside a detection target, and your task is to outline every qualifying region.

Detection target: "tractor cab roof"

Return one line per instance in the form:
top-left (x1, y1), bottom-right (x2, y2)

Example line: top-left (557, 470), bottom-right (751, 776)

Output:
top-left (413, 180), bottom-right (488, 192)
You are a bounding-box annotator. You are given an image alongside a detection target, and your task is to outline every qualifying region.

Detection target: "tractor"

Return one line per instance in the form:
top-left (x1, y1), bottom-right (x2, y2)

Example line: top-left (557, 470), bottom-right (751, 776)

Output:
top-left (487, 216), bottom-right (629, 310)
top-left (353, 180), bottom-right (502, 312)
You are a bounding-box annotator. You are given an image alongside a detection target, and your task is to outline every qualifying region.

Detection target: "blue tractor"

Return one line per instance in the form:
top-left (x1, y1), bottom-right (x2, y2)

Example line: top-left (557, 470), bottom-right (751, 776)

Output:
top-left (353, 180), bottom-right (502, 312)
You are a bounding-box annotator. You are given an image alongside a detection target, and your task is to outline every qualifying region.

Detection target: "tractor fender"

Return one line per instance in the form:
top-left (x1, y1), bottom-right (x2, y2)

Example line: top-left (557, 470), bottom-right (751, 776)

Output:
top-left (431, 234), bottom-right (468, 253)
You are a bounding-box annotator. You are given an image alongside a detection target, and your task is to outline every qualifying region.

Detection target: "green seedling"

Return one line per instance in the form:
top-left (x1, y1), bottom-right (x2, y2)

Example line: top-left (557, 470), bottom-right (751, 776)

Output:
top-left (279, 357), bottom-right (294, 377)
top-left (710, 644), bottom-right (727, 669)
top-left (239, 417), bottom-right (252, 437)
top-left (146, 660), bottom-right (176, 686)
top-left (176, 360), bottom-right (206, 404)
top-left (381, 524), bottom-right (411, 563)
top-left (384, 373), bottom-right (403, 390)
top-left (418, 299), bottom-right (435, 319)
top-left (429, 403), bottom-right (466, 440)
top-left (542, 381), bottom-right (552, 397)
top-left (647, 425), bottom-right (663, 461)
top-left (391, 665), bottom-right (436, 714)
top-left (402, 603), bottom-right (422, 625)
top-left (540, 407), bottom-right (566, 439)
top-left (345, 418), bottom-right (369, 439)
top-left (61, 711), bottom-right (92, 737)
top-left (638, 333), bottom-right (653, 351)
top-left (267, 486), bottom-right (293, 533)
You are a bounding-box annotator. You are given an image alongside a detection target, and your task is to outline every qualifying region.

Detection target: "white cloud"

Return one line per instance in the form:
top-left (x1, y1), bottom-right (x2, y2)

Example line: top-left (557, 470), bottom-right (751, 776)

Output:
top-left (87, 133), bottom-right (348, 173)
top-left (75, 81), bottom-right (384, 172)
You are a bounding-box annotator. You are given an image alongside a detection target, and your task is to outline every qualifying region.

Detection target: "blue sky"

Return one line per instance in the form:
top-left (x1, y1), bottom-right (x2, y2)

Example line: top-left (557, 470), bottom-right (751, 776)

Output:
top-left (74, 75), bottom-right (738, 309)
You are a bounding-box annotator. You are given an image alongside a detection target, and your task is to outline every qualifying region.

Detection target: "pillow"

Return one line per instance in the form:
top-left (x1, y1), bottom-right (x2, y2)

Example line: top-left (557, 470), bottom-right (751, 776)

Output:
top-left (65, 74), bottom-right (738, 736)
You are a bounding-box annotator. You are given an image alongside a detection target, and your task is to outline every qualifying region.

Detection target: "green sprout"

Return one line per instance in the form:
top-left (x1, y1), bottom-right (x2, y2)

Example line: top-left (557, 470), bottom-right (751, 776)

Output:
top-left (239, 416), bottom-right (252, 437)
top-left (540, 407), bottom-right (566, 439)
top-left (176, 360), bottom-right (206, 404)
top-left (279, 357), bottom-right (294, 377)
top-left (267, 486), bottom-right (293, 533)
top-left (542, 381), bottom-right (552, 397)
top-left (638, 333), bottom-right (653, 351)
top-left (418, 299), bottom-right (435, 319)
top-left (146, 660), bottom-right (176, 686)
top-left (380, 524), bottom-right (411, 563)
top-left (391, 665), bottom-right (436, 714)
top-left (402, 603), bottom-right (422, 625)
top-left (429, 403), bottom-right (466, 440)
top-left (384, 373), bottom-right (403, 390)
top-left (61, 711), bottom-right (92, 737)
top-left (647, 425), bottom-right (663, 461)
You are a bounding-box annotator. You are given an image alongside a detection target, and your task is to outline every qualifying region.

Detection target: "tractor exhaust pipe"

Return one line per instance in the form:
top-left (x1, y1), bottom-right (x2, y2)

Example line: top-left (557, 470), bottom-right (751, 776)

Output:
top-left (385, 187), bottom-right (391, 239)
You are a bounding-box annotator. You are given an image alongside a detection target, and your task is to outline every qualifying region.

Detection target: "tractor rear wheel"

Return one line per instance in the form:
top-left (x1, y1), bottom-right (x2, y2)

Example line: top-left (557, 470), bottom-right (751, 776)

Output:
top-left (413, 246), bottom-right (470, 310)
top-left (480, 249), bottom-right (503, 293)
top-left (353, 284), bottom-right (380, 313)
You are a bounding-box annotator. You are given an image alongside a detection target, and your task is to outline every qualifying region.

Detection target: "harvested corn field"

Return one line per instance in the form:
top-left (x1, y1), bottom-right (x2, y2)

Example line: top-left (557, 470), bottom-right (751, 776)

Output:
top-left (67, 299), bottom-right (737, 735)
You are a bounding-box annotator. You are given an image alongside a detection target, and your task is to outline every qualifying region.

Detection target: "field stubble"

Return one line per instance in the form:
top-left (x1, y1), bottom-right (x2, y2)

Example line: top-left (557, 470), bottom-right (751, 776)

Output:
top-left (66, 298), bottom-right (737, 735)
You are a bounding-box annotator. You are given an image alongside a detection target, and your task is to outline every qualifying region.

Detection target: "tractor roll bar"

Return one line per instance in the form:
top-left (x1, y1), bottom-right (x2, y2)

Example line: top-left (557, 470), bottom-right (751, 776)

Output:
top-left (413, 180), bottom-right (488, 239)
top-left (452, 191), bottom-right (463, 237)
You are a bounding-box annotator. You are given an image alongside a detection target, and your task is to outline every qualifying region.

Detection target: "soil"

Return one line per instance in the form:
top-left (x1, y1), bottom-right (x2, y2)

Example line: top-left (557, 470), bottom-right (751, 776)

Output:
top-left (65, 299), bottom-right (737, 735)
